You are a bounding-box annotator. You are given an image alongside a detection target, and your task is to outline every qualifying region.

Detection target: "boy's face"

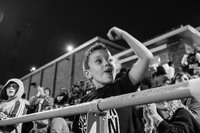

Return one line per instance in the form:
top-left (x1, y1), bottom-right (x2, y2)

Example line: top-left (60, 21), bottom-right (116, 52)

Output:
top-left (6, 83), bottom-right (19, 98)
top-left (86, 49), bottom-right (116, 87)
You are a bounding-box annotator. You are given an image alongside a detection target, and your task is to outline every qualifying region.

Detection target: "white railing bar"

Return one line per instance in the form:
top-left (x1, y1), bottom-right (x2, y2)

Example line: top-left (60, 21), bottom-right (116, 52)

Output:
top-left (0, 78), bottom-right (200, 126)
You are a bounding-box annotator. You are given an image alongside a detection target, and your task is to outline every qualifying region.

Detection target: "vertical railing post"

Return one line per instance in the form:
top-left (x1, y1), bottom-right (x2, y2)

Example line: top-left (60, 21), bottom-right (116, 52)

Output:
top-left (86, 99), bottom-right (107, 133)
top-left (87, 111), bottom-right (107, 133)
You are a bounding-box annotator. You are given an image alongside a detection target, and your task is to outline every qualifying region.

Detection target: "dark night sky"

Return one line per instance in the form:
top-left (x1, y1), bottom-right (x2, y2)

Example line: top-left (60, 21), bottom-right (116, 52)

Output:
top-left (0, 0), bottom-right (200, 84)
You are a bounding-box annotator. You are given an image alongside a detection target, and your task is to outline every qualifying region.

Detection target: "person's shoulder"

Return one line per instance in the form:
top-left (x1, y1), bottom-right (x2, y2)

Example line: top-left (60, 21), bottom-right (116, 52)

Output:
top-left (175, 108), bottom-right (191, 116)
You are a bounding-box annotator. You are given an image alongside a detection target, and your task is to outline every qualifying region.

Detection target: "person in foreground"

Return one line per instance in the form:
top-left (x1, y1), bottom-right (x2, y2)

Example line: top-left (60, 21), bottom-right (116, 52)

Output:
top-left (72, 26), bottom-right (153, 133)
top-left (0, 78), bottom-right (26, 133)
top-left (144, 100), bottom-right (200, 133)
top-left (171, 72), bottom-right (200, 124)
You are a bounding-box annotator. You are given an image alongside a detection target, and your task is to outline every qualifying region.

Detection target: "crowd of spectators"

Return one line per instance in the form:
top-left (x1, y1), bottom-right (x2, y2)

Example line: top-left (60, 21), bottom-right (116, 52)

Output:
top-left (138, 59), bottom-right (200, 133)
top-left (1, 62), bottom-right (200, 133)
top-left (19, 80), bottom-right (95, 133)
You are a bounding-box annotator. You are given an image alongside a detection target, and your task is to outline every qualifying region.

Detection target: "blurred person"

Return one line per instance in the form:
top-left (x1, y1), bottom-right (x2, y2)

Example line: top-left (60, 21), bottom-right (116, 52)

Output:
top-left (72, 26), bottom-right (153, 133)
top-left (29, 82), bottom-right (38, 100)
top-left (139, 76), bottom-right (152, 91)
top-left (85, 84), bottom-right (95, 95)
top-left (30, 87), bottom-right (54, 133)
top-left (29, 86), bottom-right (53, 113)
top-left (0, 78), bottom-right (26, 133)
top-left (134, 76), bottom-right (154, 133)
top-left (21, 93), bottom-right (33, 133)
top-left (181, 49), bottom-right (200, 76)
top-left (68, 83), bottom-right (83, 105)
top-left (144, 100), bottom-right (200, 133)
top-left (171, 72), bottom-right (200, 124)
top-left (51, 87), bottom-right (71, 133)
top-left (79, 80), bottom-right (86, 91)
top-left (54, 87), bottom-right (69, 108)
top-left (50, 117), bottom-right (70, 133)
top-left (165, 61), bottom-right (175, 80)
top-left (152, 65), bottom-right (170, 87)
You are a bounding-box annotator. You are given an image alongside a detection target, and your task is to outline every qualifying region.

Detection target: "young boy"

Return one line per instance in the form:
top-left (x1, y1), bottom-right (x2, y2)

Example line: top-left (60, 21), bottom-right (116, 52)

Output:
top-left (72, 27), bottom-right (153, 133)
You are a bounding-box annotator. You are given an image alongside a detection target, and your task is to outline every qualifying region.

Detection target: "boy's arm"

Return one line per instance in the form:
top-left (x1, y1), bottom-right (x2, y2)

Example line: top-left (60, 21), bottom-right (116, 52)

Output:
top-left (107, 27), bottom-right (153, 85)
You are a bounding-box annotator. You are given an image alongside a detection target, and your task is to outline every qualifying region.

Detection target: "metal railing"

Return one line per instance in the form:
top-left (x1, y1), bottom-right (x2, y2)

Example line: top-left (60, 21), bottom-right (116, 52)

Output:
top-left (1, 78), bottom-right (200, 133)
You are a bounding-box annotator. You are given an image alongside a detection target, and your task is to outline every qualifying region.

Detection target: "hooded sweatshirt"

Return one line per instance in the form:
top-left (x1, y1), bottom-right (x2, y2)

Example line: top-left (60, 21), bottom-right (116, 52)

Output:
top-left (0, 78), bottom-right (26, 133)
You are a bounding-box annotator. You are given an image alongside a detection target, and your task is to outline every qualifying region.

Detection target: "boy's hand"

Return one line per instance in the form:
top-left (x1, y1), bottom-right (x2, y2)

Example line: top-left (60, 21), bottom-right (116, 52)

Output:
top-left (107, 27), bottom-right (123, 40)
top-left (0, 112), bottom-right (8, 120)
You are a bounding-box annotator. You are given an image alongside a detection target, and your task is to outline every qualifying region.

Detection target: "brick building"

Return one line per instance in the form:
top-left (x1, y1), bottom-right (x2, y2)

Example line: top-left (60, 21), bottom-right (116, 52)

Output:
top-left (20, 25), bottom-right (200, 99)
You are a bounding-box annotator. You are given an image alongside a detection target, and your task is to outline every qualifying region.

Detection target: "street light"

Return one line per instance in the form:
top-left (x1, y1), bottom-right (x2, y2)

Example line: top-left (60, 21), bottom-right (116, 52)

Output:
top-left (66, 45), bottom-right (74, 52)
top-left (30, 66), bottom-right (36, 72)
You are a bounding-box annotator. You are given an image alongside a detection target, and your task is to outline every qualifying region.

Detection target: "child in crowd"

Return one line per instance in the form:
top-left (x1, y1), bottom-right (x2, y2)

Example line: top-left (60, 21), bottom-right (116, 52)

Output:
top-left (166, 61), bottom-right (175, 80)
top-left (30, 86), bottom-right (54, 133)
top-left (72, 26), bottom-right (153, 133)
top-left (0, 78), bottom-right (26, 133)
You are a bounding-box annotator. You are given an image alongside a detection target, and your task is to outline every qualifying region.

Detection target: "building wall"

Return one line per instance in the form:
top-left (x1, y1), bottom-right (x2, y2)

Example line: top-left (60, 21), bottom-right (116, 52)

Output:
top-left (21, 25), bottom-right (200, 99)
top-left (167, 40), bottom-right (186, 72)
top-left (22, 38), bottom-right (126, 99)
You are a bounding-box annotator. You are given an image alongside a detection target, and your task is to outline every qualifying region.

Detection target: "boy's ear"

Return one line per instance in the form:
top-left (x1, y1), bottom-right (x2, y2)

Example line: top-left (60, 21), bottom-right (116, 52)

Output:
top-left (84, 70), bottom-right (92, 79)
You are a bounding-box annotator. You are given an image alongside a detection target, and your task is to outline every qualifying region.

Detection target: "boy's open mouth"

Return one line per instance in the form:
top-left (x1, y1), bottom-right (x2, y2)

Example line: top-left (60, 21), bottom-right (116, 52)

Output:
top-left (105, 68), bottom-right (113, 73)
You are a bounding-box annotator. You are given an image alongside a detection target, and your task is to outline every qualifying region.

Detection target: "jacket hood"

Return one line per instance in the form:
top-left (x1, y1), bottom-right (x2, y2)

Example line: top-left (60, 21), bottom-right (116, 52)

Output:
top-left (0, 78), bottom-right (24, 100)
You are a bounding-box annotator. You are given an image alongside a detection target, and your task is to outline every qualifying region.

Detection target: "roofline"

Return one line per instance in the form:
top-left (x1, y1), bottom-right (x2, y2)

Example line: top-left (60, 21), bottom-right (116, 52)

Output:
top-left (113, 25), bottom-right (199, 59)
top-left (21, 36), bottom-right (126, 80)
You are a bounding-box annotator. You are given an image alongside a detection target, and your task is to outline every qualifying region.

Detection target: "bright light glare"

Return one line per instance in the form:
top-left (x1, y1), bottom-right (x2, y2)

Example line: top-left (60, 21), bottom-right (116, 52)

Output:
top-left (30, 66), bottom-right (36, 72)
top-left (66, 45), bottom-right (74, 52)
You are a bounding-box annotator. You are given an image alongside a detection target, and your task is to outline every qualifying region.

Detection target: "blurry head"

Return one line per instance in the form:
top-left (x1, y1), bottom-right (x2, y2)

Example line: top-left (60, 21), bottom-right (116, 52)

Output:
top-left (79, 80), bottom-right (85, 86)
top-left (44, 87), bottom-right (51, 96)
top-left (172, 72), bottom-right (191, 84)
top-left (83, 42), bottom-right (116, 88)
top-left (168, 61), bottom-right (174, 67)
top-left (140, 76), bottom-right (152, 90)
top-left (152, 65), bottom-right (169, 87)
top-left (60, 87), bottom-right (66, 94)
top-left (72, 84), bottom-right (80, 94)
top-left (30, 82), bottom-right (37, 90)
top-left (156, 100), bottom-right (185, 120)
top-left (155, 65), bottom-right (166, 77)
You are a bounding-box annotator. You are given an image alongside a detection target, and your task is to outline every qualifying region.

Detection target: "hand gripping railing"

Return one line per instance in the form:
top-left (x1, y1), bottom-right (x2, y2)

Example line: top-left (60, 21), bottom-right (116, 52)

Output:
top-left (0, 78), bottom-right (200, 132)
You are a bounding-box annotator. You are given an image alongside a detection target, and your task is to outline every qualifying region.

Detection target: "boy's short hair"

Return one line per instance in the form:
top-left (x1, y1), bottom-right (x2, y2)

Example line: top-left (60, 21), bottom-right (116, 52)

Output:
top-left (82, 42), bottom-right (108, 71)
top-left (155, 65), bottom-right (166, 76)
